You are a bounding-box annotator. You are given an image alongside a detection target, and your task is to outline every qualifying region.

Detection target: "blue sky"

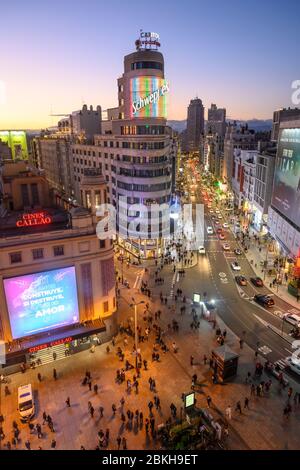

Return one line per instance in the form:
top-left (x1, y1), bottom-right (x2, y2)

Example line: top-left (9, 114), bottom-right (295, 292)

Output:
top-left (1, 0), bottom-right (300, 128)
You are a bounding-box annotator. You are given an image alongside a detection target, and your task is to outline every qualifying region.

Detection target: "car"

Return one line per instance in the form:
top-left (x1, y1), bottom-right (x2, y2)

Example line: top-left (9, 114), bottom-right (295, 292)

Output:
top-left (283, 313), bottom-right (300, 328)
top-left (207, 226), bottom-right (214, 234)
top-left (209, 209), bottom-right (214, 213)
top-left (218, 215), bottom-right (222, 219)
top-left (254, 294), bottom-right (275, 308)
top-left (235, 275), bottom-right (247, 286)
top-left (222, 223), bottom-right (229, 229)
top-left (222, 243), bottom-right (230, 251)
top-left (231, 261), bottom-right (241, 271)
top-left (285, 356), bottom-right (300, 376)
top-left (234, 248), bottom-right (242, 256)
top-left (250, 277), bottom-right (264, 287)
top-left (198, 246), bottom-right (206, 255)
top-left (18, 384), bottom-right (35, 422)
top-left (216, 228), bottom-right (223, 234)
top-left (219, 233), bottom-right (225, 240)
top-left (215, 209), bottom-right (220, 214)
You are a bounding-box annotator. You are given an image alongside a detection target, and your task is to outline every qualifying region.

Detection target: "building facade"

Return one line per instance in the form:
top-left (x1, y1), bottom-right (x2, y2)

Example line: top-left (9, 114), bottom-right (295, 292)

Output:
top-left (207, 103), bottom-right (226, 137)
top-left (0, 161), bottom-right (116, 368)
top-left (223, 123), bottom-right (256, 184)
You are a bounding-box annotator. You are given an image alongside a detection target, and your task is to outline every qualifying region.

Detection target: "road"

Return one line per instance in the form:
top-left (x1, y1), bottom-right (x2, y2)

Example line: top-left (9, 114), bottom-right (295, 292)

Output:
top-left (179, 160), bottom-right (300, 380)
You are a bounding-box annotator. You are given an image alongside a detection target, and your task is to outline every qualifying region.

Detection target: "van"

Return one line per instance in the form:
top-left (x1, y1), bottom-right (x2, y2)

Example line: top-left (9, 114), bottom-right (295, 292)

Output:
top-left (18, 384), bottom-right (35, 421)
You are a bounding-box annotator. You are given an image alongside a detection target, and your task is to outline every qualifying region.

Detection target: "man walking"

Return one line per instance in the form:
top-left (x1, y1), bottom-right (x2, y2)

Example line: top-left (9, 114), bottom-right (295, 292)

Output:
top-left (225, 405), bottom-right (232, 420)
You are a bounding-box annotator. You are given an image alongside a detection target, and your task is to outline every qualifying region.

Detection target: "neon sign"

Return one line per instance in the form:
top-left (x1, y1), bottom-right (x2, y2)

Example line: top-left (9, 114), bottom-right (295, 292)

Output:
top-left (16, 211), bottom-right (52, 227)
top-left (135, 31), bottom-right (160, 50)
top-left (130, 77), bottom-right (169, 118)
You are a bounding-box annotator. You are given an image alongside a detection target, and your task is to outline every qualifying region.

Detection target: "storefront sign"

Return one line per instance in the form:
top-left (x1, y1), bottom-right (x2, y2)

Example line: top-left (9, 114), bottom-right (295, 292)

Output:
top-left (16, 211), bottom-right (52, 227)
top-left (28, 336), bottom-right (73, 353)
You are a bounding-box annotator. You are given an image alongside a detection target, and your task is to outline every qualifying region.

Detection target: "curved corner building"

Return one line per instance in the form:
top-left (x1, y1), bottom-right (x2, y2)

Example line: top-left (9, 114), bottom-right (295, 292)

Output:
top-left (95, 35), bottom-right (172, 258)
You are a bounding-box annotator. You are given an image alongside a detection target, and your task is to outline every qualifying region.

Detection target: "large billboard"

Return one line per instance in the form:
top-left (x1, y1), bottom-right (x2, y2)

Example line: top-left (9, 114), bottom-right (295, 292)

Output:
top-left (271, 128), bottom-right (300, 229)
top-left (130, 76), bottom-right (169, 118)
top-left (0, 130), bottom-right (28, 159)
top-left (4, 267), bottom-right (79, 339)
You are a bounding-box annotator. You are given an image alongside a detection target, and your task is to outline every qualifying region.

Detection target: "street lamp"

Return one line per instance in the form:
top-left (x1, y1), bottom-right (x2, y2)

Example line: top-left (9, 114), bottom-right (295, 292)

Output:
top-left (130, 298), bottom-right (145, 368)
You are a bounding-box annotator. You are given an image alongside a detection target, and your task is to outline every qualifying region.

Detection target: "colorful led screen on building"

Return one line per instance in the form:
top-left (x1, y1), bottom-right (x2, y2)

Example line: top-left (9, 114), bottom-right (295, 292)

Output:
top-left (271, 128), bottom-right (300, 229)
top-left (130, 77), bottom-right (169, 118)
top-left (4, 267), bottom-right (79, 339)
top-left (0, 130), bottom-right (28, 159)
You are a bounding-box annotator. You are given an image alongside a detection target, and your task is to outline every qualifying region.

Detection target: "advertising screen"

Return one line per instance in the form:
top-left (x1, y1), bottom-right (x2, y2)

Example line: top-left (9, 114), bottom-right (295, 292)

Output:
top-left (130, 76), bottom-right (169, 118)
top-left (271, 128), bottom-right (300, 229)
top-left (185, 392), bottom-right (195, 408)
top-left (0, 130), bottom-right (28, 159)
top-left (4, 267), bottom-right (79, 339)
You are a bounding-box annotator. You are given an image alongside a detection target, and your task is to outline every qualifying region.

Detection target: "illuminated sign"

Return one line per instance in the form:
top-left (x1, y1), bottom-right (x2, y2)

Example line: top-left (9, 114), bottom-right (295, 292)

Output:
top-left (0, 130), bottom-right (28, 159)
top-left (4, 267), bottom-right (79, 339)
top-left (135, 31), bottom-right (160, 50)
top-left (184, 392), bottom-right (195, 408)
top-left (28, 337), bottom-right (73, 353)
top-left (16, 211), bottom-right (52, 227)
top-left (130, 77), bottom-right (169, 118)
top-left (271, 128), bottom-right (300, 229)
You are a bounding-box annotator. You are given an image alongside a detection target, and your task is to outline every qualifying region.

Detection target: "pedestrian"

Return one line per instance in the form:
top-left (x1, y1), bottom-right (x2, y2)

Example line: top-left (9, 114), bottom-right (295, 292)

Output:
top-left (203, 354), bottom-right (207, 365)
top-left (239, 338), bottom-right (244, 349)
top-left (90, 406), bottom-right (94, 418)
top-left (207, 395), bottom-right (212, 408)
top-left (37, 372), bottom-right (42, 382)
top-left (235, 401), bottom-right (242, 414)
top-left (25, 440), bottom-right (31, 450)
top-left (122, 437), bottom-right (127, 450)
top-left (250, 384), bottom-right (255, 396)
top-left (53, 368), bottom-right (57, 380)
top-left (99, 406), bottom-right (104, 417)
top-left (94, 384), bottom-right (98, 394)
top-left (66, 397), bottom-right (71, 407)
top-left (42, 411), bottom-right (47, 424)
top-left (88, 380), bottom-right (92, 391)
top-left (190, 355), bottom-right (194, 366)
top-left (117, 436), bottom-right (121, 450)
top-left (244, 397), bottom-right (249, 409)
top-left (112, 404), bottom-right (117, 415)
top-left (36, 424), bottom-right (43, 439)
top-left (225, 405), bottom-right (232, 420)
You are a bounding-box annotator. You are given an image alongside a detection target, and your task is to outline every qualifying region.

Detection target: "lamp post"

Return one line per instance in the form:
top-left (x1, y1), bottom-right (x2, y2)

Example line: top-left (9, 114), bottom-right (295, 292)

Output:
top-left (130, 298), bottom-right (145, 368)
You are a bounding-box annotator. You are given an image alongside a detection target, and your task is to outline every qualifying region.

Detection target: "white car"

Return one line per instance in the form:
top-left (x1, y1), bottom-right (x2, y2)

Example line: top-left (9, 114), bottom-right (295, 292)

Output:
top-left (231, 261), bottom-right (241, 271)
top-left (218, 215), bottom-right (222, 219)
top-left (207, 226), bottom-right (214, 234)
top-left (18, 384), bottom-right (35, 421)
top-left (223, 223), bottom-right (229, 228)
top-left (222, 243), bottom-right (230, 251)
top-left (284, 313), bottom-right (300, 328)
top-left (215, 209), bottom-right (220, 214)
top-left (286, 356), bottom-right (300, 376)
top-left (198, 246), bottom-right (206, 254)
top-left (209, 209), bottom-right (214, 213)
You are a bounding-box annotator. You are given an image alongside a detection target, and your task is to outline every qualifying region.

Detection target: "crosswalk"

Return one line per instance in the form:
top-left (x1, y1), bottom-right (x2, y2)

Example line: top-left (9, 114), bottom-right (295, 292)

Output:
top-left (258, 345), bottom-right (272, 355)
top-left (273, 359), bottom-right (287, 370)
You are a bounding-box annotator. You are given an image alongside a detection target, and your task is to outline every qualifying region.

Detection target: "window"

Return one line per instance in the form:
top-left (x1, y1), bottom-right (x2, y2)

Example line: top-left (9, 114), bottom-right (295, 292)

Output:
top-left (99, 239), bottom-right (106, 249)
top-left (53, 245), bottom-right (64, 256)
top-left (103, 301), bottom-right (109, 313)
top-left (31, 184), bottom-right (39, 205)
top-left (21, 184), bottom-right (30, 207)
top-left (32, 248), bottom-right (44, 260)
top-left (10, 252), bottom-right (22, 264)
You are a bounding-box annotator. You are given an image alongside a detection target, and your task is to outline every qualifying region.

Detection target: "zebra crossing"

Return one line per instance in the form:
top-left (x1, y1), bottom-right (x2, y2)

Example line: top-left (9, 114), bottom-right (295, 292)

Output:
top-left (273, 359), bottom-right (287, 370)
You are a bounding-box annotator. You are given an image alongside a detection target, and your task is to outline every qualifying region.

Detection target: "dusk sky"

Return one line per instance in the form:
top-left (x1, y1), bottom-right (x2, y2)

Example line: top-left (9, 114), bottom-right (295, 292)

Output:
top-left (1, 0), bottom-right (300, 129)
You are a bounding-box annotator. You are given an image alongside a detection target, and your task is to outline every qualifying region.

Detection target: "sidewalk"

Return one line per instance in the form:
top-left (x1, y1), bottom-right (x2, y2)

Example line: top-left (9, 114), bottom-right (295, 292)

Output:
top-left (1, 259), bottom-right (300, 450)
top-left (244, 236), bottom-right (300, 311)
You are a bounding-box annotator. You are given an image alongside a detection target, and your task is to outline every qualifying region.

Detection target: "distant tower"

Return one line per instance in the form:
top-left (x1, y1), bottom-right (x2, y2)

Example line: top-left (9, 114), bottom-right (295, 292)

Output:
top-left (186, 98), bottom-right (204, 152)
